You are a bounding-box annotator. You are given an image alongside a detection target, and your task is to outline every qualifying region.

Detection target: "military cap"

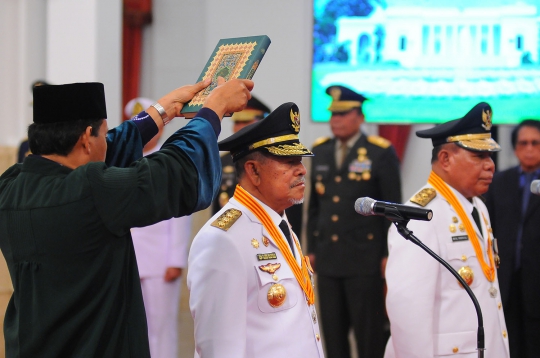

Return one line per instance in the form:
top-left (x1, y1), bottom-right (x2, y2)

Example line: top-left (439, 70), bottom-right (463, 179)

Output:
top-left (416, 102), bottom-right (500, 152)
top-left (124, 97), bottom-right (154, 118)
top-left (231, 95), bottom-right (271, 122)
top-left (326, 85), bottom-right (367, 113)
top-left (218, 102), bottom-right (313, 162)
top-left (33, 82), bottom-right (107, 124)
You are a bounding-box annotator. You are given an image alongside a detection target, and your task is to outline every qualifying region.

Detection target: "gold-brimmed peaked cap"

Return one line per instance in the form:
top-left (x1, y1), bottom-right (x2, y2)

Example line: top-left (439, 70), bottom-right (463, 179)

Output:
top-left (231, 95), bottom-right (271, 122)
top-left (416, 102), bottom-right (500, 152)
top-left (218, 102), bottom-right (314, 162)
top-left (326, 85), bottom-right (367, 113)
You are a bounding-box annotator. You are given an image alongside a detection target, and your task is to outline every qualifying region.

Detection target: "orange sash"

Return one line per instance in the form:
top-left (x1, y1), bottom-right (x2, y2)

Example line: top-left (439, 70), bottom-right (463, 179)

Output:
top-left (428, 171), bottom-right (495, 282)
top-left (234, 185), bottom-right (315, 305)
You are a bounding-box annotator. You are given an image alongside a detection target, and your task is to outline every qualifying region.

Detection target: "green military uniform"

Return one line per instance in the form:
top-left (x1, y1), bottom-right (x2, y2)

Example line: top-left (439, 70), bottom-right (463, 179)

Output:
top-left (307, 85), bottom-right (402, 358)
top-left (0, 83), bottom-right (222, 358)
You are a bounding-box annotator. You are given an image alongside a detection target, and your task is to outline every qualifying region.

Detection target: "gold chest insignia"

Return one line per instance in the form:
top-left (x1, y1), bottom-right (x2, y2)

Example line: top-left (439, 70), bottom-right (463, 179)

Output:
top-left (251, 239), bottom-right (259, 249)
top-left (267, 283), bottom-right (287, 307)
top-left (410, 188), bottom-right (436, 207)
top-left (262, 236), bottom-right (270, 247)
top-left (458, 266), bottom-right (474, 287)
top-left (210, 209), bottom-right (242, 231)
top-left (259, 262), bottom-right (281, 275)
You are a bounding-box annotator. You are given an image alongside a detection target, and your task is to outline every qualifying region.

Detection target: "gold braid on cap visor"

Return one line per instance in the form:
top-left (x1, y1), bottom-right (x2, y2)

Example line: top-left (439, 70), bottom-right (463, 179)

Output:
top-left (328, 100), bottom-right (362, 112)
top-left (232, 109), bottom-right (264, 122)
top-left (249, 134), bottom-right (299, 150)
top-left (446, 133), bottom-right (501, 151)
top-left (446, 133), bottom-right (491, 142)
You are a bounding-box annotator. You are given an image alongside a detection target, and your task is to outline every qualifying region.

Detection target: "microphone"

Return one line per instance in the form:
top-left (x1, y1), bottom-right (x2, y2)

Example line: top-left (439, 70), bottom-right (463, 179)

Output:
top-left (531, 180), bottom-right (540, 195)
top-left (354, 197), bottom-right (433, 221)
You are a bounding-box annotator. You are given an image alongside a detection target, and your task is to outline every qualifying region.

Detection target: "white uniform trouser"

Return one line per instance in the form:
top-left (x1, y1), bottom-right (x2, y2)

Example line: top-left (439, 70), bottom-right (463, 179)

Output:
top-left (140, 276), bottom-right (182, 358)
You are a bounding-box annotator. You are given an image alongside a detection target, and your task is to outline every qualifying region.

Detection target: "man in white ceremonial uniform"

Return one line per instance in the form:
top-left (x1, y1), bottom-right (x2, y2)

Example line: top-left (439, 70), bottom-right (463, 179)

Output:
top-left (188, 102), bottom-right (325, 358)
top-left (384, 102), bottom-right (510, 357)
top-left (127, 98), bottom-right (192, 358)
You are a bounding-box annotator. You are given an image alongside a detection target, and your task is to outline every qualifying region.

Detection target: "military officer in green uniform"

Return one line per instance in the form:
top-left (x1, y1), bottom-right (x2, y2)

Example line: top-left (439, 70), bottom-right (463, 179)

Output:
top-left (213, 96), bottom-right (305, 236)
top-left (307, 85), bottom-right (402, 358)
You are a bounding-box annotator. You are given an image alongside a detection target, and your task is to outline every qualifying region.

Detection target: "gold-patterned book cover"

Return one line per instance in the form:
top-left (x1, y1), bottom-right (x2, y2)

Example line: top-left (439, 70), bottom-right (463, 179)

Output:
top-left (181, 35), bottom-right (271, 119)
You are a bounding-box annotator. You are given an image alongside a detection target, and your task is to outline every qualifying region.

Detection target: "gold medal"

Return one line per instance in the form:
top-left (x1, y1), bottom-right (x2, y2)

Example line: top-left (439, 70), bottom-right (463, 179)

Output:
top-left (348, 172), bottom-right (357, 180)
top-left (494, 254), bottom-right (500, 269)
top-left (267, 283), bottom-right (287, 307)
top-left (362, 171), bottom-right (371, 180)
top-left (458, 266), bottom-right (474, 287)
top-left (251, 239), bottom-right (259, 249)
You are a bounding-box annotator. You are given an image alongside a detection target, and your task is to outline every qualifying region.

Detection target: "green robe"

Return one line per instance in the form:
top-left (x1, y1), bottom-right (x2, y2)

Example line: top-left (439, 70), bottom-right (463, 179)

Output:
top-left (0, 114), bottom-right (221, 357)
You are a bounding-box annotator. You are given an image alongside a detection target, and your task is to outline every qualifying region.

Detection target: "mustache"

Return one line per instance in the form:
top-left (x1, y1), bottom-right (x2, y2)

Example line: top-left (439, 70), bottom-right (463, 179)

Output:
top-left (290, 177), bottom-right (305, 188)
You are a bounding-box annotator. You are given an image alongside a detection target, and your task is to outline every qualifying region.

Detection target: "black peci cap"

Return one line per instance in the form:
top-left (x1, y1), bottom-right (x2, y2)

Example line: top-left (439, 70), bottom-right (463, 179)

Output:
top-left (326, 85), bottom-right (367, 113)
top-left (416, 102), bottom-right (500, 152)
top-left (33, 82), bottom-right (107, 124)
top-left (218, 102), bottom-right (313, 162)
top-left (231, 95), bottom-right (271, 122)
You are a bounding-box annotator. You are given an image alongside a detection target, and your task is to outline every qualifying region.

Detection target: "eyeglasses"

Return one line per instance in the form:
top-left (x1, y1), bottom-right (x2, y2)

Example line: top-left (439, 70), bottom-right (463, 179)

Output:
top-left (516, 140), bottom-right (540, 148)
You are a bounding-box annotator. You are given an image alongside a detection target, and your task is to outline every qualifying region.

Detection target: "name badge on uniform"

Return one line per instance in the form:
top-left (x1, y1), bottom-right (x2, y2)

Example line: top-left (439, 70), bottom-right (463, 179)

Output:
top-left (257, 252), bottom-right (278, 261)
top-left (452, 235), bottom-right (469, 242)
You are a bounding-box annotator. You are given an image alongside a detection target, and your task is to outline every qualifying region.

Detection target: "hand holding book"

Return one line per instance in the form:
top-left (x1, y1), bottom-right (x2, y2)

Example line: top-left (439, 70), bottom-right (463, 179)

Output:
top-left (202, 77), bottom-right (254, 119)
top-left (180, 35), bottom-right (271, 119)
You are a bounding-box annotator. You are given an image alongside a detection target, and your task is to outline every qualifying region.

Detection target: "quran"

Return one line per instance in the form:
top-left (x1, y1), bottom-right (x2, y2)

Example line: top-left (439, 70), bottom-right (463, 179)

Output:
top-left (180, 35), bottom-right (271, 119)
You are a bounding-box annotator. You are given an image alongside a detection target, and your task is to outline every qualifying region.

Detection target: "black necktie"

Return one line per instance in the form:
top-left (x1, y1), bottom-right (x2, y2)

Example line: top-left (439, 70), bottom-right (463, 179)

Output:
top-left (279, 220), bottom-right (295, 258)
top-left (471, 206), bottom-right (483, 237)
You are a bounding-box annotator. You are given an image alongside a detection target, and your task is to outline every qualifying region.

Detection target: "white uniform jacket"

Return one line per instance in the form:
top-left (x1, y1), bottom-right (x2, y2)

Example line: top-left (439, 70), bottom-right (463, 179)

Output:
top-left (384, 183), bottom-right (510, 358)
top-left (188, 196), bottom-right (325, 358)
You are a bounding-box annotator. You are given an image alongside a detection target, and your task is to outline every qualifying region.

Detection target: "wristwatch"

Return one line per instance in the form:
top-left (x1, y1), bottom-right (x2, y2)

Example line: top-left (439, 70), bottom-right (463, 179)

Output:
top-left (151, 102), bottom-right (171, 125)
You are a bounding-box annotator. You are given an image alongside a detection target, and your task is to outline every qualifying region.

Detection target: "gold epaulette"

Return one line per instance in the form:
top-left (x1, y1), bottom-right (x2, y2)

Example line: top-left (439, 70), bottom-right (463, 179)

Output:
top-left (211, 208), bottom-right (242, 231)
top-left (410, 188), bottom-right (437, 207)
top-left (312, 136), bottom-right (330, 148)
top-left (367, 135), bottom-right (391, 148)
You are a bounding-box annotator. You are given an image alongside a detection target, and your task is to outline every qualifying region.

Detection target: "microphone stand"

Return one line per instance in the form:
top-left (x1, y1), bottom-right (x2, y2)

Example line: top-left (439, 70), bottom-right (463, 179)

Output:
top-left (385, 207), bottom-right (485, 358)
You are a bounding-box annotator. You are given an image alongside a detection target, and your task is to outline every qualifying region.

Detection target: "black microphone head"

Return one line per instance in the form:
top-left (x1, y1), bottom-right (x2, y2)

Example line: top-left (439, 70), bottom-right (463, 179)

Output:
top-left (354, 197), bottom-right (375, 215)
top-left (531, 180), bottom-right (540, 195)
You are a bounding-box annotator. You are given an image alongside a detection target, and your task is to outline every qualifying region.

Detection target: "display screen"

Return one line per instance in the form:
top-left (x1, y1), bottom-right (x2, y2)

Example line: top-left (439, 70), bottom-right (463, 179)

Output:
top-left (312, 0), bottom-right (540, 124)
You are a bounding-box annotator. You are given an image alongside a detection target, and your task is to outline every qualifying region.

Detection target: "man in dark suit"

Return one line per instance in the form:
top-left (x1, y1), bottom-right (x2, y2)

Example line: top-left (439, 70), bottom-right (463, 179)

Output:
top-left (485, 119), bottom-right (540, 358)
top-left (307, 85), bottom-right (402, 358)
top-left (213, 96), bottom-right (304, 236)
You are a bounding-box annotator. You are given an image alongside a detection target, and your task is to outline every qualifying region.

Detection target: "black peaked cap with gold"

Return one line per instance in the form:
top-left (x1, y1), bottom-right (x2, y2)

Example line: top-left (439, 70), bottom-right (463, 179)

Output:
top-left (326, 85), bottom-right (367, 113)
top-left (218, 102), bottom-right (314, 162)
top-left (33, 82), bottom-right (107, 124)
top-left (231, 95), bottom-right (271, 122)
top-left (416, 102), bottom-right (500, 152)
